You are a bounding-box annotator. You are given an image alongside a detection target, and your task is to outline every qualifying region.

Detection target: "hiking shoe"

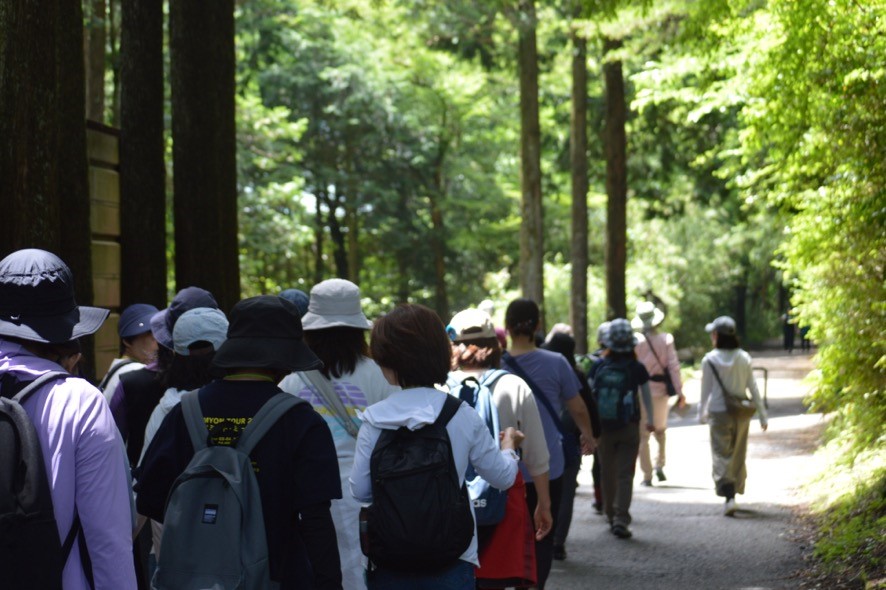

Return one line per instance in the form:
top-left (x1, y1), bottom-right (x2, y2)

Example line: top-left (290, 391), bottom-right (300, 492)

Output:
top-left (611, 524), bottom-right (632, 539)
top-left (640, 479), bottom-right (653, 487)
top-left (655, 467), bottom-right (667, 482)
top-left (593, 502), bottom-right (603, 514)
top-left (552, 545), bottom-right (566, 560)
top-left (724, 498), bottom-right (737, 517)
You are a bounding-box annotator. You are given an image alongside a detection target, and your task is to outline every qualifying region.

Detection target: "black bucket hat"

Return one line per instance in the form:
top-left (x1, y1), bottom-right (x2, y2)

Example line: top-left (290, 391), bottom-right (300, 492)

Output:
top-left (211, 295), bottom-right (322, 374)
top-left (0, 249), bottom-right (109, 343)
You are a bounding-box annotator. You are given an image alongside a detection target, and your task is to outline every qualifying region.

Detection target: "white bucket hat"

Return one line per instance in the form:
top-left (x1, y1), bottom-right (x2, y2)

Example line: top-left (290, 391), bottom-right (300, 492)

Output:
top-left (631, 301), bottom-right (665, 331)
top-left (301, 279), bottom-right (372, 331)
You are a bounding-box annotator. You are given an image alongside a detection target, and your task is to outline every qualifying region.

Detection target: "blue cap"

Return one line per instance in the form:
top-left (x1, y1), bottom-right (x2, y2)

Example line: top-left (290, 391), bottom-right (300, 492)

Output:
top-left (118, 303), bottom-right (160, 339)
top-left (173, 307), bottom-right (228, 356)
top-left (279, 288), bottom-right (309, 318)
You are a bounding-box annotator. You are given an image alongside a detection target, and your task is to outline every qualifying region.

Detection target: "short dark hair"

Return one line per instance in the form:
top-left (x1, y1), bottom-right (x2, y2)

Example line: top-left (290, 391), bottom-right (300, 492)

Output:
top-left (453, 337), bottom-right (502, 370)
top-left (370, 304), bottom-right (450, 388)
top-left (715, 332), bottom-right (740, 350)
top-left (304, 327), bottom-right (368, 379)
top-left (505, 298), bottom-right (540, 338)
top-left (163, 343), bottom-right (215, 391)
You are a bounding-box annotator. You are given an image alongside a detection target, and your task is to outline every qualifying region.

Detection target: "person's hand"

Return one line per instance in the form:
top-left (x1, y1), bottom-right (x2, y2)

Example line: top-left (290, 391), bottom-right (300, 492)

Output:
top-left (676, 394), bottom-right (687, 409)
top-left (533, 503), bottom-right (553, 541)
top-left (760, 421), bottom-right (769, 432)
top-left (500, 427), bottom-right (525, 450)
top-left (580, 433), bottom-right (596, 455)
top-left (699, 412), bottom-right (709, 425)
top-left (645, 423), bottom-right (656, 433)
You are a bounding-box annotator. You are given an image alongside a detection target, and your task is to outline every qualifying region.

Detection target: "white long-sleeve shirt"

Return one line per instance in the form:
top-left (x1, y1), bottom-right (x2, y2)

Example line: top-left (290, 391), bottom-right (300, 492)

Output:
top-left (700, 348), bottom-right (768, 425)
top-left (349, 387), bottom-right (518, 566)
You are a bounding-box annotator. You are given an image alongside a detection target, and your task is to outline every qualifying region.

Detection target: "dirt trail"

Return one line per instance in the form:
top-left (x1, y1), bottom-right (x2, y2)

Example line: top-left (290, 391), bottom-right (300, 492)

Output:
top-left (548, 350), bottom-right (823, 590)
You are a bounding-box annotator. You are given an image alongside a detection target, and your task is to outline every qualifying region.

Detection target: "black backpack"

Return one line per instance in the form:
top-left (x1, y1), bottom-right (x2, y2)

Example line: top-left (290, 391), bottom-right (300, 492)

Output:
top-left (364, 395), bottom-right (474, 572)
top-left (593, 361), bottom-right (637, 425)
top-left (0, 371), bottom-right (85, 590)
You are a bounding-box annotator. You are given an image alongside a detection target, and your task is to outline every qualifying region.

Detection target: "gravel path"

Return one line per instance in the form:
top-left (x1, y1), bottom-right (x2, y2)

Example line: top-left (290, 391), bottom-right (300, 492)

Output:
top-left (547, 350), bottom-right (823, 590)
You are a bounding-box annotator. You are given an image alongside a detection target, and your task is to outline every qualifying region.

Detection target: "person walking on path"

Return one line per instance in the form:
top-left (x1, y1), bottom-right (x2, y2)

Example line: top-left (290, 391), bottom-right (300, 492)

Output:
top-left (350, 304), bottom-right (521, 589)
top-left (542, 331), bottom-right (601, 561)
top-left (0, 249), bottom-right (137, 589)
top-left (136, 295), bottom-right (344, 589)
top-left (699, 315), bottom-right (769, 516)
top-left (502, 298), bottom-right (595, 589)
top-left (98, 303), bottom-right (159, 402)
top-left (632, 301), bottom-right (685, 486)
top-left (447, 308), bottom-right (552, 548)
top-left (589, 319), bottom-right (654, 540)
top-left (280, 279), bottom-right (398, 590)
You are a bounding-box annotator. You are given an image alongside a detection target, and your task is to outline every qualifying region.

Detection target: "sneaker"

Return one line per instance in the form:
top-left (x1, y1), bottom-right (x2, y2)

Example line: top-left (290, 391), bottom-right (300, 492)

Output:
top-left (552, 545), bottom-right (566, 560)
top-left (593, 502), bottom-right (603, 514)
top-left (655, 467), bottom-right (667, 482)
top-left (640, 479), bottom-right (653, 487)
top-left (724, 498), bottom-right (737, 517)
top-left (611, 524), bottom-right (632, 539)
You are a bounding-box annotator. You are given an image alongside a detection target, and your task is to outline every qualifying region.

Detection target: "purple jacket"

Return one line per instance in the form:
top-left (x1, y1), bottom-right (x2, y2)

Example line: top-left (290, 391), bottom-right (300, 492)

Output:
top-left (0, 339), bottom-right (137, 590)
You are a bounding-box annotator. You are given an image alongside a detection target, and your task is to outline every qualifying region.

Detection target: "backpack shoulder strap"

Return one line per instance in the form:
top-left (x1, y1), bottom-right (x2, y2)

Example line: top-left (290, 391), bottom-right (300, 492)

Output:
top-left (435, 394), bottom-right (463, 428)
top-left (10, 371), bottom-right (69, 404)
top-left (180, 390), bottom-right (210, 452)
top-left (480, 369), bottom-right (508, 390)
top-left (236, 393), bottom-right (307, 455)
top-left (97, 359), bottom-right (137, 391)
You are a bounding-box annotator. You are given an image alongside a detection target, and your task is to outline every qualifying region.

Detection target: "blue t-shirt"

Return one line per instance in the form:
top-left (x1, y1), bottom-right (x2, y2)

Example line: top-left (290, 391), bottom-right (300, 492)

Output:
top-left (504, 349), bottom-right (581, 481)
top-left (136, 380), bottom-right (342, 588)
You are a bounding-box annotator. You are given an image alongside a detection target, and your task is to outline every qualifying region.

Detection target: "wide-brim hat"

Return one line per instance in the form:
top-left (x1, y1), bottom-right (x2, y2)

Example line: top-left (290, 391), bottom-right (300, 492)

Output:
top-left (300, 278), bottom-right (372, 331)
top-left (603, 318), bottom-right (638, 353)
top-left (212, 295), bottom-right (322, 374)
top-left (631, 301), bottom-right (665, 331)
top-left (151, 286), bottom-right (219, 350)
top-left (0, 249), bottom-right (109, 343)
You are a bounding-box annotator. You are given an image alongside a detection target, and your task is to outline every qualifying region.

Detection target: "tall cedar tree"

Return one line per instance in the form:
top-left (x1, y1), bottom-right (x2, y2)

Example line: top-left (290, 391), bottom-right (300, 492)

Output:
top-left (603, 37), bottom-right (627, 319)
top-left (570, 19), bottom-right (590, 352)
top-left (170, 0), bottom-right (240, 312)
top-left (516, 0), bottom-right (545, 324)
top-left (85, 0), bottom-right (106, 122)
top-left (120, 0), bottom-right (167, 309)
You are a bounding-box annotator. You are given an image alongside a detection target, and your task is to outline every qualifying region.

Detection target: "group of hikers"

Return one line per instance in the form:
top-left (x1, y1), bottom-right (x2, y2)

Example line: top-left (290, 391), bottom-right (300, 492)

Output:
top-left (0, 248), bottom-right (769, 590)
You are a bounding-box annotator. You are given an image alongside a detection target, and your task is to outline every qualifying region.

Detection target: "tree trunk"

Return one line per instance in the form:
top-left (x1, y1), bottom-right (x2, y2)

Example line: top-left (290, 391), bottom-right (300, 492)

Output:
top-left (120, 0), bottom-right (167, 309)
top-left (570, 23), bottom-right (589, 353)
top-left (430, 136), bottom-right (450, 320)
top-left (314, 193), bottom-right (325, 284)
top-left (108, 0), bottom-right (121, 125)
top-left (84, 0), bottom-right (106, 122)
top-left (170, 0), bottom-right (240, 313)
top-left (0, 0), bottom-right (62, 254)
top-left (346, 204), bottom-right (359, 283)
top-left (327, 200), bottom-right (349, 280)
top-left (603, 37), bottom-right (627, 320)
top-left (517, 0), bottom-right (545, 324)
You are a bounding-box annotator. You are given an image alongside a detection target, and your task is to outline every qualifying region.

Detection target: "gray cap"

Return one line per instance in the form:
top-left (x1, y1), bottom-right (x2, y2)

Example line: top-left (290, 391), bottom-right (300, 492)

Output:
top-left (173, 308), bottom-right (228, 356)
top-left (705, 315), bottom-right (737, 336)
top-left (603, 318), bottom-right (637, 353)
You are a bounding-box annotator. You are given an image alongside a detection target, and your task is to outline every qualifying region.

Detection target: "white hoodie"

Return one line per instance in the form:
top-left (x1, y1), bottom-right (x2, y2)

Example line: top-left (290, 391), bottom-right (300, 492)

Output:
top-left (349, 387), bottom-right (518, 566)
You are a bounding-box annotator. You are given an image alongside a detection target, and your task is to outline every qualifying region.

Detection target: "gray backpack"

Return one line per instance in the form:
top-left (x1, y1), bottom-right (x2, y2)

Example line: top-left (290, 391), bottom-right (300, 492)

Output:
top-left (152, 390), bottom-right (305, 590)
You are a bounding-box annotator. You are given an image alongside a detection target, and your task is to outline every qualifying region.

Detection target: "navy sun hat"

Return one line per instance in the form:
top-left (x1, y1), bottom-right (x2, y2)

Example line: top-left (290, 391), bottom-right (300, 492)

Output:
top-left (118, 303), bottom-right (159, 340)
top-left (0, 249), bottom-right (109, 344)
top-left (212, 295), bottom-right (323, 374)
top-left (152, 286), bottom-right (219, 350)
top-left (603, 318), bottom-right (638, 353)
top-left (279, 288), bottom-right (310, 318)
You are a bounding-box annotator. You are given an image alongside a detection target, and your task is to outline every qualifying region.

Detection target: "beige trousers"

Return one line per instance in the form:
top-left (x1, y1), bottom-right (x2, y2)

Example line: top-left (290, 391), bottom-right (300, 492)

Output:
top-left (709, 411), bottom-right (751, 496)
top-left (638, 394), bottom-right (670, 481)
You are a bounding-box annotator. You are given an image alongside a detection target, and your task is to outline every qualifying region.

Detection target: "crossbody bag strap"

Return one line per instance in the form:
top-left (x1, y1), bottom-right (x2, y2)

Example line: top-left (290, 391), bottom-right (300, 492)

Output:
top-left (300, 370), bottom-right (361, 439)
top-left (502, 353), bottom-right (568, 437)
top-left (707, 361), bottom-right (745, 401)
top-left (644, 333), bottom-right (668, 374)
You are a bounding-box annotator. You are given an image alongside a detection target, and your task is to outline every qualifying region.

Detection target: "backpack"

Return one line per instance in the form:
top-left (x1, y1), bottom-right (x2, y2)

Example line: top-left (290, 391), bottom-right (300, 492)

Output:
top-left (445, 369), bottom-right (509, 526)
top-left (153, 390), bottom-right (305, 590)
top-left (364, 395), bottom-right (474, 573)
top-left (592, 362), bottom-right (636, 425)
top-left (0, 371), bottom-right (84, 590)
top-left (97, 358), bottom-right (137, 393)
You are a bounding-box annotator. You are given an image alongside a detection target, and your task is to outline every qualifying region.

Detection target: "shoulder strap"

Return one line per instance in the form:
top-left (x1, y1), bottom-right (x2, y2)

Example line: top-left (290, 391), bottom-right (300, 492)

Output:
top-left (479, 369), bottom-right (508, 390)
top-left (180, 390), bottom-right (209, 452)
top-left (97, 359), bottom-right (137, 391)
top-left (502, 352), bottom-right (569, 437)
top-left (300, 370), bottom-right (361, 439)
top-left (10, 371), bottom-right (69, 404)
top-left (644, 333), bottom-right (667, 373)
top-left (236, 393), bottom-right (306, 455)
top-left (435, 394), bottom-right (463, 428)
top-left (706, 360), bottom-right (745, 400)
